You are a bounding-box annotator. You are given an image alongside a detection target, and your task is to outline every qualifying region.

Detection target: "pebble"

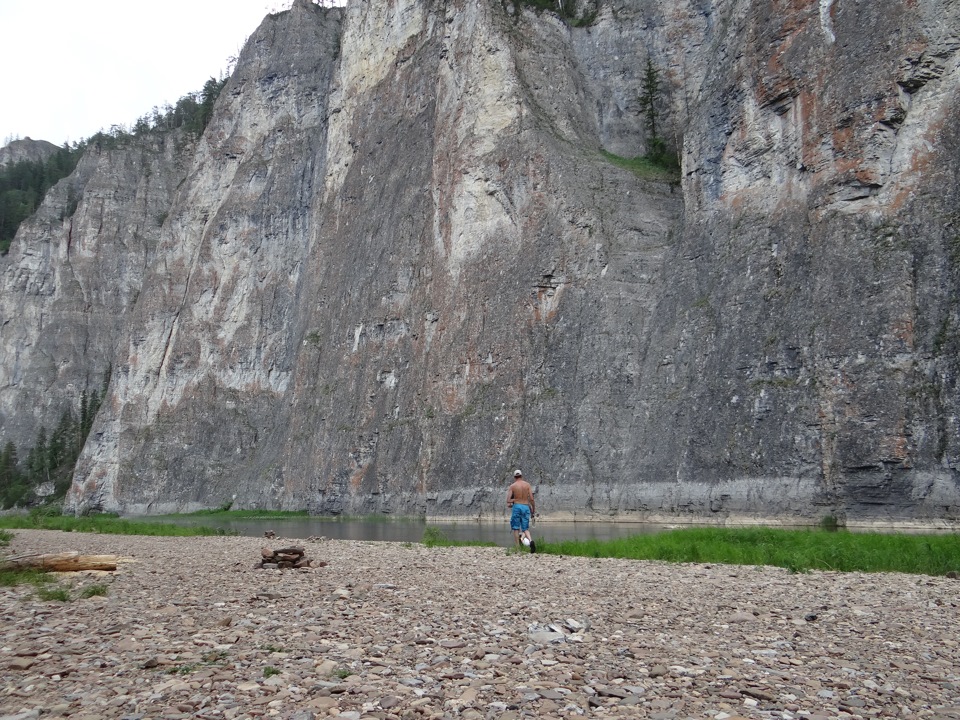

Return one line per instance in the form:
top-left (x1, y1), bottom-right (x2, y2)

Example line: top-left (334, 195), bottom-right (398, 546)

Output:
top-left (2, 529), bottom-right (959, 719)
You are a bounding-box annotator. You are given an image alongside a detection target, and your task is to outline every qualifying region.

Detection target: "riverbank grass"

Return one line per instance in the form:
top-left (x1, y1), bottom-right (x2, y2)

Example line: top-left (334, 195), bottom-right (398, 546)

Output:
top-left (422, 526), bottom-right (497, 548)
top-left (1, 527), bottom-right (53, 589)
top-left (0, 509), bottom-right (231, 536)
top-left (538, 527), bottom-right (960, 576)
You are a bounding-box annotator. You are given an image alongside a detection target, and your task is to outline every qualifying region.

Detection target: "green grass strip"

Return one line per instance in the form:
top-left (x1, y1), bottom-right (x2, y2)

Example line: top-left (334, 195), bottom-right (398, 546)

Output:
top-left (537, 527), bottom-right (960, 576)
top-left (422, 526), bottom-right (497, 548)
top-left (0, 512), bottom-right (231, 536)
top-left (0, 567), bottom-right (53, 588)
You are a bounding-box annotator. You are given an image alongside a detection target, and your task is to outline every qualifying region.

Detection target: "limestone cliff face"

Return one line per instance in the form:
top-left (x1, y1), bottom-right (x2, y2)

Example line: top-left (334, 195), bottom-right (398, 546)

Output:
top-left (657, 0), bottom-right (960, 521)
top-left (282, 0), bottom-right (688, 517)
top-left (2, 0), bottom-right (956, 523)
top-left (0, 133), bottom-right (192, 451)
top-left (66, 0), bottom-right (344, 511)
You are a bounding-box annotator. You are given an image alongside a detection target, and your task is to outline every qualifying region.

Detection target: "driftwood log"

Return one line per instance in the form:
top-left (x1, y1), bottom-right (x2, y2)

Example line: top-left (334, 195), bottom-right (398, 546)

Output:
top-left (0, 552), bottom-right (119, 572)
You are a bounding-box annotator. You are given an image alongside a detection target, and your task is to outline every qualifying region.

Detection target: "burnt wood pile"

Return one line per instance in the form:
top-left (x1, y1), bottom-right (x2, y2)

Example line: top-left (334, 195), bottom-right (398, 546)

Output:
top-left (258, 546), bottom-right (318, 570)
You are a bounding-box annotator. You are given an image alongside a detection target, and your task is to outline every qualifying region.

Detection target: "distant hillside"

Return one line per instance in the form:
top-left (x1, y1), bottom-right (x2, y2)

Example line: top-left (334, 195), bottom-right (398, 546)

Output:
top-left (0, 138), bottom-right (59, 168)
top-left (0, 140), bottom-right (83, 254)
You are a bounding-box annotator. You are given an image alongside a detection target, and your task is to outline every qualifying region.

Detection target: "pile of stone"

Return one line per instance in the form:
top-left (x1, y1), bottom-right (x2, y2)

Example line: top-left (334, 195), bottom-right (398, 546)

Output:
top-left (257, 545), bottom-right (319, 570)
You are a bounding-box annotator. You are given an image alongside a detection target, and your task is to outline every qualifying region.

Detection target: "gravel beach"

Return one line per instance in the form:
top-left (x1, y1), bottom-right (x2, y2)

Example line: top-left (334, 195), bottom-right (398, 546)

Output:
top-left (2, 530), bottom-right (959, 720)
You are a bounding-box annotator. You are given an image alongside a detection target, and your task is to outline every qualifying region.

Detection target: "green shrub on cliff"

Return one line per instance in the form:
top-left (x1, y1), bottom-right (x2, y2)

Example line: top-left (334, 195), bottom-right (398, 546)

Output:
top-left (601, 150), bottom-right (679, 181)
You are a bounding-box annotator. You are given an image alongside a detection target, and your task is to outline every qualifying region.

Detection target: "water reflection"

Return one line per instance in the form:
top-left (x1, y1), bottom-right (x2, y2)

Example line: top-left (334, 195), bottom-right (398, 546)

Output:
top-left (153, 516), bottom-right (673, 547)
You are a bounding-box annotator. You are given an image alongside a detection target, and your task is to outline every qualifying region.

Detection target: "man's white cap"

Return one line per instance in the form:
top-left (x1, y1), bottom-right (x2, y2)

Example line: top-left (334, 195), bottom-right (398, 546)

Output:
top-left (514, 469), bottom-right (522, 477)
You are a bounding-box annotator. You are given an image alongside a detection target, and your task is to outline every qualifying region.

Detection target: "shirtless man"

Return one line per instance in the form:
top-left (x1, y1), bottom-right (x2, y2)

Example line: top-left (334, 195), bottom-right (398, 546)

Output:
top-left (507, 470), bottom-right (536, 553)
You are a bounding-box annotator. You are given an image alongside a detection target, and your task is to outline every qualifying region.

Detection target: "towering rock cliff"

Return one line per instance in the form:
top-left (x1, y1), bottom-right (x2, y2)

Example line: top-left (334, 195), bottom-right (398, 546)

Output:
top-left (0, 0), bottom-right (957, 524)
top-left (0, 132), bottom-right (193, 452)
top-left (662, 0), bottom-right (960, 522)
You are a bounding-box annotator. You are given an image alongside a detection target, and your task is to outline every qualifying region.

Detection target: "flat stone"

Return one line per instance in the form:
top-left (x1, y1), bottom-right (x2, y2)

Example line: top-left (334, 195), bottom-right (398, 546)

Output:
top-left (378, 695), bottom-right (402, 709)
top-left (528, 631), bottom-right (566, 644)
top-left (7, 657), bottom-right (35, 670)
top-left (742, 687), bottom-right (777, 702)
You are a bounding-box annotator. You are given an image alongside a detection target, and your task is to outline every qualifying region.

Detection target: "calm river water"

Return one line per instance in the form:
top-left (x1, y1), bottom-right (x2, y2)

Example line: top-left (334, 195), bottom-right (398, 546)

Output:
top-left (153, 516), bottom-right (679, 547)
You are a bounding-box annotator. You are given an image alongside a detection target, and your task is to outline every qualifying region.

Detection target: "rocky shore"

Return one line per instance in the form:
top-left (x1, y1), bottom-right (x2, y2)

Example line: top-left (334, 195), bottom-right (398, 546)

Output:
top-left (2, 530), bottom-right (958, 720)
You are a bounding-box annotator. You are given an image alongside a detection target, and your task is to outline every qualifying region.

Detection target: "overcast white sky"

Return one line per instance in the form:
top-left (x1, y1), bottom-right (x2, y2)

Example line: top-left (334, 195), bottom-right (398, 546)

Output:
top-left (0, 0), bottom-right (344, 148)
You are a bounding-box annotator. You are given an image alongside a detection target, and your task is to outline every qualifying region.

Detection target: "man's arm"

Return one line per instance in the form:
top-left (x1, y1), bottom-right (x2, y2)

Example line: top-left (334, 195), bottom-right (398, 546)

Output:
top-left (506, 486), bottom-right (514, 507)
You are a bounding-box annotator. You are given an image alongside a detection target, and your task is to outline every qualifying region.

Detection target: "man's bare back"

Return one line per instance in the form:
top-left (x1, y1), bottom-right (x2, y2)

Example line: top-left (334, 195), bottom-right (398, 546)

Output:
top-left (507, 479), bottom-right (534, 509)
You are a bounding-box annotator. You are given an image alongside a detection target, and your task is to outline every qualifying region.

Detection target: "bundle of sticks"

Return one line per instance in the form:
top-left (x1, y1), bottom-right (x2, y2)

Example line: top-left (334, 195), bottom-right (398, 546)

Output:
top-left (258, 545), bottom-right (317, 569)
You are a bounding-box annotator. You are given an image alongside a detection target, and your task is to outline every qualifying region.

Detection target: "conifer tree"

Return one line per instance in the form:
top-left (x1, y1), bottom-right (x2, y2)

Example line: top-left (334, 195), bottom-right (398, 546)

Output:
top-left (639, 58), bottom-right (660, 149)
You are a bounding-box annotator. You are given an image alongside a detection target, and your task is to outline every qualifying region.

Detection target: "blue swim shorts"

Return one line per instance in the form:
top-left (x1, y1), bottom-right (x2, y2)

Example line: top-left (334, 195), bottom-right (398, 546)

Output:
top-left (510, 503), bottom-right (531, 532)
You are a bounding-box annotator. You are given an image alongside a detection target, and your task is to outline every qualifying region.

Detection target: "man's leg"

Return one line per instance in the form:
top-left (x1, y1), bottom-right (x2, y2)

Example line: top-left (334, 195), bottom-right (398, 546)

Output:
top-left (511, 504), bottom-right (522, 547)
top-left (523, 514), bottom-right (536, 553)
top-left (521, 507), bottom-right (533, 551)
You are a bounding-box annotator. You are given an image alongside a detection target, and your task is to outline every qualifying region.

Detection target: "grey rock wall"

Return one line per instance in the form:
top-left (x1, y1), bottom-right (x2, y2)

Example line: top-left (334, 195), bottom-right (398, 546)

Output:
top-left (661, 0), bottom-right (960, 522)
top-left (270, 0), bottom-right (686, 519)
top-left (67, 0), bottom-right (344, 512)
top-left (1, 0), bottom-right (957, 524)
top-left (0, 132), bottom-right (192, 450)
